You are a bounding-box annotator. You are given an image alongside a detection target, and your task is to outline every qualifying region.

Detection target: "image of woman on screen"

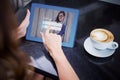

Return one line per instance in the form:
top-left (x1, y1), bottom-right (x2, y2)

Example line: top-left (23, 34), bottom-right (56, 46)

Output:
top-left (48, 11), bottom-right (66, 38)
top-left (55, 11), bottom-right (66, 37)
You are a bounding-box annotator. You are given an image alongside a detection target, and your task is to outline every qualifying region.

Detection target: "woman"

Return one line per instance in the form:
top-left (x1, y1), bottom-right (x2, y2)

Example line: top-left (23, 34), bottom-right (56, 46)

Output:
top-left (0, 0), bottom-right (79, 80)
top-left (55, 11), bottom-right (66, 37)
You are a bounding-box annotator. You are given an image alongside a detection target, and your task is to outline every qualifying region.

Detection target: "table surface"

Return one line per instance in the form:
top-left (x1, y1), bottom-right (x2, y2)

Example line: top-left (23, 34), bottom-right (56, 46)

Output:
top-left (76, 22), bottom-right (120, 80)
top-left (19, 1), bottom-right (120, 80)
top-left (20, 21), bottom-right (120, 80)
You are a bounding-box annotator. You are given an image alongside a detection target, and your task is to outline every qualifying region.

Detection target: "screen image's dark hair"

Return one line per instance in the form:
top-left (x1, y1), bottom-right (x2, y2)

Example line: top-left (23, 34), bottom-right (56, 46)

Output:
top-left (55, 11), bottom-right (65, 23)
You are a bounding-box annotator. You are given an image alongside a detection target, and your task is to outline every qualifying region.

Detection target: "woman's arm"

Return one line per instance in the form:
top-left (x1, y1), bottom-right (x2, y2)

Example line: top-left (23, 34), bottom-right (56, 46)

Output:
top-left (58, 24), bottom-right (66, 36)
top-left (40, 29), bottom-right (79, 80)
top-left (51, 48), bottom-right (79, 80)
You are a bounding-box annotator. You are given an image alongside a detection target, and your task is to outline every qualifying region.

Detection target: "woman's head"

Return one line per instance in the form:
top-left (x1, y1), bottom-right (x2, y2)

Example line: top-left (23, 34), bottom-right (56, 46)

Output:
top-left (55, 11), bottom-right (65, 23)
top-left (0, 0), bottom-right (32, 80)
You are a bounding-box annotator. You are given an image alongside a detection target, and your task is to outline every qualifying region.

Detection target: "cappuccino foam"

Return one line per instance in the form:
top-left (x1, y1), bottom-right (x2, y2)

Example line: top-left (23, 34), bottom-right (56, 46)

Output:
top-left (91, 31), bottom-right (107, 41)
top-left (90, 29), bottom-right (114, 42)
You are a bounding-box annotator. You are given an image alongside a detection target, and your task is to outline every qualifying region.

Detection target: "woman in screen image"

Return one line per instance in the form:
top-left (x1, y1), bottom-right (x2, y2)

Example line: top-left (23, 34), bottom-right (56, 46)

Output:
top-left (50, 11), bottom-right (66, 38)
top-left (0, 0), bottom-right (79, 80)
top-left (55, 11), bottom-right (66, 37)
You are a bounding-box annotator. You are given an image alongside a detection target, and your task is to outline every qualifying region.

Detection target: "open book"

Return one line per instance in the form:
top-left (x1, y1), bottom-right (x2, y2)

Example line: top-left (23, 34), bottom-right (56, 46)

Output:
top-left (29, 55), bottom-right (57, 76)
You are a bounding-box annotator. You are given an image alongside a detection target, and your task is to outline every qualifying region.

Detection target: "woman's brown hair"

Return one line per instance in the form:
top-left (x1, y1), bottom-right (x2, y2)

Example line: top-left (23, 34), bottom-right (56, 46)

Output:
top-left (0, 0), bottom-right (32, 80)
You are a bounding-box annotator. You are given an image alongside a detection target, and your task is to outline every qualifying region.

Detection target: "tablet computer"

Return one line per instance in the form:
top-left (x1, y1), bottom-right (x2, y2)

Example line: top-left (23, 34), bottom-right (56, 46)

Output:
top-left (26, 3), bottom-right (79, 48)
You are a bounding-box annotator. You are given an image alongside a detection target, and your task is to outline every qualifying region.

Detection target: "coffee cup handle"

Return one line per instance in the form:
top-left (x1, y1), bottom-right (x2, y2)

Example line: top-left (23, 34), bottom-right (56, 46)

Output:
top-left (107, 42), bottom-right (119, 50)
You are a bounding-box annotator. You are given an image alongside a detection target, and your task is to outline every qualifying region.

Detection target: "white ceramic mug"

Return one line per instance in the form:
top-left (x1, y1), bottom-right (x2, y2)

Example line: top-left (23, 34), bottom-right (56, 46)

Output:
top-left (90, 28), bottom-right (119, 50)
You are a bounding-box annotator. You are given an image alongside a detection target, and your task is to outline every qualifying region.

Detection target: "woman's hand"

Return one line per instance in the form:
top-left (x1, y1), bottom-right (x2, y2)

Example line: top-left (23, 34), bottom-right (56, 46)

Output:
top-left (17, 9), bottom-right (30, 39)
top-left (40, 29), bottom-right (79, 80)
top-left (40, 29), bottom-right (63, 58)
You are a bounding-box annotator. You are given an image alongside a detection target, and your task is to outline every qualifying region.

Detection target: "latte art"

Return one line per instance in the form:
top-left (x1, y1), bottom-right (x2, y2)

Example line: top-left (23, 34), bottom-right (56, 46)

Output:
top-left (91, 31), bottom-right (108, 42)
top-left (90, 29), bottom-right (114, 42)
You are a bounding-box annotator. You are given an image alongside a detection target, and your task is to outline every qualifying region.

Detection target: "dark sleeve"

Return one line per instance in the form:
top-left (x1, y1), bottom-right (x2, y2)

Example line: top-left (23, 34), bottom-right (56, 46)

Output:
top-left (58, 24), bottom-right (66, 36)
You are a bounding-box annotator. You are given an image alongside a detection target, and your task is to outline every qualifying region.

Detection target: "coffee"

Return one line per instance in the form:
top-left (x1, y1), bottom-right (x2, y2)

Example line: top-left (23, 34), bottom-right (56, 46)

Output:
top-left (90, 28), bottom-right (118, 50)
top-left (90, 29), bottom-right (114, 43)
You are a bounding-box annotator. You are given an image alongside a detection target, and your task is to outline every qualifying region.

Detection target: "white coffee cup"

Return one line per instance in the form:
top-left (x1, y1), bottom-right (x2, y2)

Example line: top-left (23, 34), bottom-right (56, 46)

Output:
top-left (90, 28), bottom-right (118, 50)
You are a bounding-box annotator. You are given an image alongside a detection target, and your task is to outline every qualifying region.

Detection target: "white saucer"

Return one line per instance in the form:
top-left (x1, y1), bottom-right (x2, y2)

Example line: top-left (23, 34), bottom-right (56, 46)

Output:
top-left (84, 37), bottom-right (115, 58)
